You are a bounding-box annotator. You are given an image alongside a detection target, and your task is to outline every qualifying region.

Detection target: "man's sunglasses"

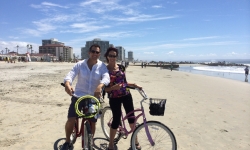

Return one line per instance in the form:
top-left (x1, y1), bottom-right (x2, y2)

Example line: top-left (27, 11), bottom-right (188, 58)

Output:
top-left (108, 55), bottom-right (117, 58)
top-left (90, 50), bottom-right (100, 54)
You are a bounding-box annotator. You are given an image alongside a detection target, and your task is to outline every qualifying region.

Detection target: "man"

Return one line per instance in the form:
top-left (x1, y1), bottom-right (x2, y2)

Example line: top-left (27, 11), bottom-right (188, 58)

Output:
top-left (61, 44), bottom-right (110, 150)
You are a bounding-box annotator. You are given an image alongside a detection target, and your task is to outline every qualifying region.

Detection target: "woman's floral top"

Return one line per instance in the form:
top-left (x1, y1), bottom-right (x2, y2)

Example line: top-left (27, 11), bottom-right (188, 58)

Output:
top-left (107, 65), bottom-right (130, 98)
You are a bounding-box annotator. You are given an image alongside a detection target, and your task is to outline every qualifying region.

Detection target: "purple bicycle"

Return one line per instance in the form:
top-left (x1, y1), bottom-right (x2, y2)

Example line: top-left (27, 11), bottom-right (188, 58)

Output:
top-left (100, 88), bottom-right (177, 150)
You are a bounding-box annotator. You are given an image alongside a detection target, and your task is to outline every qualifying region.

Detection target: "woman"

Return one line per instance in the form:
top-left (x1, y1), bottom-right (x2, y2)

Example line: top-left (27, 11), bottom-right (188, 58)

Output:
top-left (104, 47), bottom-right (141, 150)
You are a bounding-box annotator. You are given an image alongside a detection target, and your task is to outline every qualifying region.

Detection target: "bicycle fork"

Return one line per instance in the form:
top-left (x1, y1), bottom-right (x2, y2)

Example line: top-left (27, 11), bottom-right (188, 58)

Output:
top-left (143, 118), bottom-right (155, 146)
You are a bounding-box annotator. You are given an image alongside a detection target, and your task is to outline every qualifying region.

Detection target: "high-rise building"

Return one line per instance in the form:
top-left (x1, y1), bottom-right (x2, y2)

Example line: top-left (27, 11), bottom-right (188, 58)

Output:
top-left (42, 38), bottom-right (64, 46)
top-left (81, 38), bottom-right (109, 61)
top-left (115, 46), bottom-right (125, 62)
top-left (128, 51), bottom-right (134, 62)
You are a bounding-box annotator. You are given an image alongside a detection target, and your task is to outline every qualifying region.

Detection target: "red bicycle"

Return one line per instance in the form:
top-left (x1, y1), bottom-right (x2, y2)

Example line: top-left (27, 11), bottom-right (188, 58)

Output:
top-left (57, 83), bottom-right (102, 150)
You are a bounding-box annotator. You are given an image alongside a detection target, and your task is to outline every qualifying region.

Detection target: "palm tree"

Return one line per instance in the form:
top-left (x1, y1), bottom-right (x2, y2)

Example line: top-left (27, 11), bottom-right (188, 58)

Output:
top-left (5, 48), bottom-right (8, 54)
top-left (27, 44), bottom-right (30, 53)
top-left (30, 45), bottom-right (33, 55)
top-left (16, 45), bottom-right (19, 54)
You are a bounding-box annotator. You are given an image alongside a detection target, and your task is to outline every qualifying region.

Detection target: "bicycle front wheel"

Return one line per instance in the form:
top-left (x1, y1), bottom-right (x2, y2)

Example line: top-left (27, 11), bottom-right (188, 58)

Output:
top-left (130, 121), bottom-right (177, 150)
top-left (84, 121), bottom-right (93, 150)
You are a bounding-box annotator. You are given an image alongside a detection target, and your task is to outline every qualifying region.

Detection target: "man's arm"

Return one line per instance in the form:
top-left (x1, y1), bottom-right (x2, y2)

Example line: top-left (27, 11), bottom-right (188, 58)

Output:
top-left (63, 62), bottom-right (80, 96)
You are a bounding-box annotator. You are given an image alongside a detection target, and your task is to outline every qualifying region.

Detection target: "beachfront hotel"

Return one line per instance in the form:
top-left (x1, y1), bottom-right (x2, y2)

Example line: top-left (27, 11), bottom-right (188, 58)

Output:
top-left (39, 38), bottom-right (73, 61)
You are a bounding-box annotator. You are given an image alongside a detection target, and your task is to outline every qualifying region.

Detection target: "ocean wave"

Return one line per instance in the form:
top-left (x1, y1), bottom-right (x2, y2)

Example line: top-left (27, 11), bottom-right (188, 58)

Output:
top-left (193, 66), bottom-right (245, 74)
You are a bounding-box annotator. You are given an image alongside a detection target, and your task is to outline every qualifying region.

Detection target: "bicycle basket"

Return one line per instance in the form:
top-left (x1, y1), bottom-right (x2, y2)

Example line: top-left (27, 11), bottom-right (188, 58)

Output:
top-left (79, 98), bottom-right (99, 118)
top-left (149, 98), bottom-right (166, 116)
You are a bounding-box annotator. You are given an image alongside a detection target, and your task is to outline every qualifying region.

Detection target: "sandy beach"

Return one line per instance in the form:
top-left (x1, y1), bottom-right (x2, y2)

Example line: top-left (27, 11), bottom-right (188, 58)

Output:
top-left (0, 61), bottom-right (249, 150)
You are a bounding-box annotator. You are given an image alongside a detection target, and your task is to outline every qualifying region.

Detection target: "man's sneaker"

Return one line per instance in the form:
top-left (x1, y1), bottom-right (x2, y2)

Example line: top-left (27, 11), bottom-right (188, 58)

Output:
top-left (61, 142), bottom-right (71, 150)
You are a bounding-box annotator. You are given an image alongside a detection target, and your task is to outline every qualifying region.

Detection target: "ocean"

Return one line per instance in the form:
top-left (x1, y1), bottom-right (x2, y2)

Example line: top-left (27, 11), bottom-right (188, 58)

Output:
top-left (176, 59), bottom-right (250, 84)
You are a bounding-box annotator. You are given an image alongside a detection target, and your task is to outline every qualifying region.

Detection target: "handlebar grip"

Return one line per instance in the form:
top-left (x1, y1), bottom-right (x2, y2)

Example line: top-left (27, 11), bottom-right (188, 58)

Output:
top-left (126, 86), bottom-right (135, 89)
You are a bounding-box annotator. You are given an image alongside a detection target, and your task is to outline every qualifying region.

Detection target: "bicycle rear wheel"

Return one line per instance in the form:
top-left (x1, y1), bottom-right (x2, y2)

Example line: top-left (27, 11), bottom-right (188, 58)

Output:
top-left (100, 106), bottom-right (113, 139)
top-left (84, 121), bottom-right (93, 150)
top-left (100, 106), bottom-right (120, 140)
top-left (130, 121), bottom-right (177, 150)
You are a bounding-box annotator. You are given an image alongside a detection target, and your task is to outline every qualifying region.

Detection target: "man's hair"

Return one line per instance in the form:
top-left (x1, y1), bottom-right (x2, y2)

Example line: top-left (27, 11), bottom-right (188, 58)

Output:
top-left (89, 44), bottom-right (101, 51)
top-left (104, 47), bottom-right (118, 63)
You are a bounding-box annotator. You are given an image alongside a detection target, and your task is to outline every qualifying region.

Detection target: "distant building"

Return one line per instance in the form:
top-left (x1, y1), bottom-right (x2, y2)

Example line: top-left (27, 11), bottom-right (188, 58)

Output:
top-left (81, 38), bottom-right (109, 61)
top-left (115, 46), bottom-right (125, 62)
top-left (128, 51), bottom-right (133, 62)
top-left (42, 38), bottom-right (64, 46)
top-left (39, 38), bottom-right (73, 61)
top-left (39, 44), bottom-right (73, 61)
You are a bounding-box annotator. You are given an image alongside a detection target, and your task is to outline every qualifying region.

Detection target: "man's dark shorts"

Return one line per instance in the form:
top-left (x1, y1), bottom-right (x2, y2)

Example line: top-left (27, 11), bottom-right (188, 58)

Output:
top-left (68, 96), bottom-right (97, 123)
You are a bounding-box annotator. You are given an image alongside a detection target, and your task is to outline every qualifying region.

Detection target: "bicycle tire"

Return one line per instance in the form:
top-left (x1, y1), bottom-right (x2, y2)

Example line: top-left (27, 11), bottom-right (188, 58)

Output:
top-left (84, 121), bottom-right (93, 150)
top-left (130, 121), bottom-right (177, 150)
top-left (100, 106), bottom-right (120, 140)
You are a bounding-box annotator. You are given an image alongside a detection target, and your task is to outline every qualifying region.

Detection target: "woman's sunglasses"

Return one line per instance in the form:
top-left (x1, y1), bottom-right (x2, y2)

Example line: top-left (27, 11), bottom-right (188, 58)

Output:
top-left (90, 50), bottom-right (100, 54)
top-left (108, 55), bottom-right (117, 58)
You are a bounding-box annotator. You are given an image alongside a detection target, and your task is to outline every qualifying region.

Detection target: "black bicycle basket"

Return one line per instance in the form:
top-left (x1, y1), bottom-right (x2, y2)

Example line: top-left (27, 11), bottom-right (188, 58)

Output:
top-left (149, 98), bottom-right (166, 116)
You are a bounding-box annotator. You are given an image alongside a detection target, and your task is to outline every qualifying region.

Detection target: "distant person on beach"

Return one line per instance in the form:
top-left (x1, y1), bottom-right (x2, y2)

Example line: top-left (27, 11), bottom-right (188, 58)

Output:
top-left (121, 60), bottom-right (125, 68)
top-left (61, 44), bottom-right (110, 150)
top-left (170, 64), bottom-right (173, 71)
top-left (141, 62), bottom-right (143, 68)
top-left (144, 62), bottom-right (147, 68)
top-left (104, 47), bottom-right (142, 150)
top-left (245, 66), bottom-right (249, 81)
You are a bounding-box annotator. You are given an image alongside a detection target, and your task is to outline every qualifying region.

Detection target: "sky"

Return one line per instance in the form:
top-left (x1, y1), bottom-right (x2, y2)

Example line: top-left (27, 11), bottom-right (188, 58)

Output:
top-left (0, 0), bottom-right (249, 61)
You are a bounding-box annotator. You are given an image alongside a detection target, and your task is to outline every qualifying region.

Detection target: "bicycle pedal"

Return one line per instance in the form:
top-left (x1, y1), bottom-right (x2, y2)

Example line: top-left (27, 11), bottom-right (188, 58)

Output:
top-left (114, 138), bottom-right (119, 144)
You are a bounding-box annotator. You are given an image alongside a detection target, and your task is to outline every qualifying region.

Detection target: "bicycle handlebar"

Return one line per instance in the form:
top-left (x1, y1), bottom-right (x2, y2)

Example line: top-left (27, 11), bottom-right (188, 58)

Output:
top-left (126, 86), bottom-right (148, 99)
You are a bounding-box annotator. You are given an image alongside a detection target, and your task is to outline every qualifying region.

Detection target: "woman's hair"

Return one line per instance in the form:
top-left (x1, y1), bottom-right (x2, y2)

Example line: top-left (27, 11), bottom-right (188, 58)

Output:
top-left (104, 47), bottom-right (118, 63)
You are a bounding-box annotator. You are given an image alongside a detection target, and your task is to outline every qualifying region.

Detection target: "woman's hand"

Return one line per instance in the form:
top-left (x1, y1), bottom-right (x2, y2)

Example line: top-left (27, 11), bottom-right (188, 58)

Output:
top-left (111, 83), bottom-right (123, 90)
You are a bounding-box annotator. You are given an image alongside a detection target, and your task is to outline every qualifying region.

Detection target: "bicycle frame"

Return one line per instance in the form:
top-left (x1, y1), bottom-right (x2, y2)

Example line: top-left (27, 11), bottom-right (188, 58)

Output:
top-left (109, 88), bottom-right (155, 146)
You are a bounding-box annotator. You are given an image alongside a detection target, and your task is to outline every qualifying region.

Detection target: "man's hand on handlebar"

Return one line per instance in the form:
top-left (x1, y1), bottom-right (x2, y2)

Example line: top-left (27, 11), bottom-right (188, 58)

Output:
top-left (64, 82), bottom-right (74, 96)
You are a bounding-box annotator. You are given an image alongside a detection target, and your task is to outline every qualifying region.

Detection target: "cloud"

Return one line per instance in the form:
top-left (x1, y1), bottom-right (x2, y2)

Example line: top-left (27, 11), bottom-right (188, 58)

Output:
top-left (0, 40), bottom-right (39, 54)
top-left (80, 0), bottom-right (102, 6)
top-left (22, 21), bottom-right (57, 36)
top-left (152, 5), bottom-right (162, 8)
top-left (167, 51), bottom-right (174, 54)
top-left (106, 15), bottom-right (178, 22)
top-left (167, 1), bottom-right (178, 5)
top-left (61, 22), bottom-right (110, 33)
top-left (144, 52), bottom-right (154, 54)
top-left (31, 2), bottom-right (69, 9)
top-left (183, 36), bottom-right (219, 41)
top-left (231, 52), bottom-right (237, 55)
top-left (41, 2), bottom-right (69, 8)
top-left (207, 53), bottom-right (217, 56)
top-left (9, 36), bottom-right (19, 39)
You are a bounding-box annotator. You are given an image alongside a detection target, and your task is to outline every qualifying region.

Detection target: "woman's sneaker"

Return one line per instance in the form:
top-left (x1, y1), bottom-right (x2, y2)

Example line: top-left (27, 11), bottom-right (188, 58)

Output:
top-left (61, 142), bottom-right (72, 150)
